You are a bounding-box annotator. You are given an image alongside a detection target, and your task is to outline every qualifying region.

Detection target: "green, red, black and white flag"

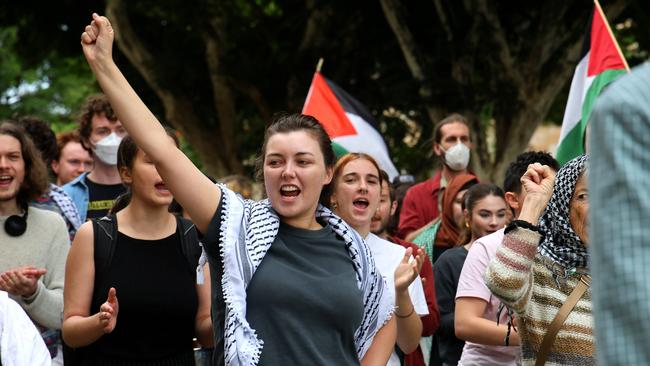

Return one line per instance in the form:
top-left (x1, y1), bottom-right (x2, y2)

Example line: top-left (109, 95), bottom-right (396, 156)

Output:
top-left (556, 3), bottom-right (629, 165)
top-left (303, 72), bottom-right (399, 180)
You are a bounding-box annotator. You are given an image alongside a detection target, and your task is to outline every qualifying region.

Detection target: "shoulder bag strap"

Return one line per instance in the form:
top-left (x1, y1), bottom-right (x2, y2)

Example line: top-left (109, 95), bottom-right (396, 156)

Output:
top-left (92, 214), bottom-right (118, 275)
top-left (535, 274), bottom-right (591, 366)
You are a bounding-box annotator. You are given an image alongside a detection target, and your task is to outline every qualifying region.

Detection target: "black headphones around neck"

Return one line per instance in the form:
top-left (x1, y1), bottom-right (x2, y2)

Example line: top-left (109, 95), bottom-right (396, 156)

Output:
top-left (4, 205), bottom-right (28, 237)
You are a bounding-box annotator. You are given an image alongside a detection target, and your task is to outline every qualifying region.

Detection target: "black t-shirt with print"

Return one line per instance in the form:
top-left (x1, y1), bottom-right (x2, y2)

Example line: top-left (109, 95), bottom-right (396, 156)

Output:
top-left (85, 177), bottom-right (126, 219)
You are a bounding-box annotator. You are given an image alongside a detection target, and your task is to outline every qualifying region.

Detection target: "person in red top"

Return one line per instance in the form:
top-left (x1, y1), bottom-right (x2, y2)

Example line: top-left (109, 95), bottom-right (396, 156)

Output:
top-left (397, 114), bottom-right (472, 239)
top-left (372, 170), bottom-right (440, 366)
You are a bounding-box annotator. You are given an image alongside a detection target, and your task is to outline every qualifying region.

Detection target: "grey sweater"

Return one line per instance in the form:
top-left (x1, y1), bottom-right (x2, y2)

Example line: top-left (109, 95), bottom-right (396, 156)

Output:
top-left (0, 206), bottom-right (69, 329)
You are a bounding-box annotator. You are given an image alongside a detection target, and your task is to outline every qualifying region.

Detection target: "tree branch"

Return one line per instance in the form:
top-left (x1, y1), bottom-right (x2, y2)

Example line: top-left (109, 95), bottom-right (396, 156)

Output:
top-left (298, 0), bottom-right (324, 53)
top-left (380, 0), bottom-right (442, 124)
top-left (379, 0), bottom-right (428, 86)
top-left (603, 0), bottom-right (628, 22)
top-left (525, 3), bottom-right (573, 75)
top-left (106, 0), bottom-right (170, 100)
top-left (231, 79), bottom-right (271, 121)
top-left (106, 0), bottom-right (233, 176)
top-left (529, 0), bottom-right (629, 126)
top-left (432, 0), bottom-right (454, 41)
top-left (526, 0), bottom-right (627, 78)
top-left (474, 0), bottom-right (527, 99)
top-left (203, 19), bottom-right (241, 173)
top-left (286, 0), bottom-right (330, 111)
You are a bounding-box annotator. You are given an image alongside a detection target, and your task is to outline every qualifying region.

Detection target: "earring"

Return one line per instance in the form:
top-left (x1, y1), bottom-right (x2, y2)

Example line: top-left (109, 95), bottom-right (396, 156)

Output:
top-left (332, 202), bottom-right (338, 209)
top-left (465, 221), bottom-right (470, 228)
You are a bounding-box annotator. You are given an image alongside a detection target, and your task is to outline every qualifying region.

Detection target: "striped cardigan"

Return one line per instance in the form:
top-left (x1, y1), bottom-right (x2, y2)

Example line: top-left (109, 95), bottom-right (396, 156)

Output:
top-left (485, 227), bottom-right (594, 366)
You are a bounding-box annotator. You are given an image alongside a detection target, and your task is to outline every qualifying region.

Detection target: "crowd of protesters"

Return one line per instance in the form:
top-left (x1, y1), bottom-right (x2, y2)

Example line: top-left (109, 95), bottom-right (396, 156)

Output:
top-left (4, 11), bottom-right (648, 366)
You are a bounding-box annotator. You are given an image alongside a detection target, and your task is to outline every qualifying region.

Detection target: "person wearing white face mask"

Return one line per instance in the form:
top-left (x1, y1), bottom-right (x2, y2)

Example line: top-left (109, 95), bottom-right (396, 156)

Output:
top-left (398, 114), bottom-right (472, 241)
top-left (63, 95), bottom-right (127, 222)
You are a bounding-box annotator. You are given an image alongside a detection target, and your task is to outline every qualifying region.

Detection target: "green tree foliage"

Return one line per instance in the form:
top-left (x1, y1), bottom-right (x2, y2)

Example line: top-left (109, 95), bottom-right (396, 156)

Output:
top-left (0, 26), bottom-right (98, 131)
top-left (1, 0), bottom-right (648, 182)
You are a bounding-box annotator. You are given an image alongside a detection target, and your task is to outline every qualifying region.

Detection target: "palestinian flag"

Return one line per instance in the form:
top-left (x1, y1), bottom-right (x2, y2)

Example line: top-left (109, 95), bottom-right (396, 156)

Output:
top-left (556, 3), bottom-right (628, 165)
top-left (303, 72), bottom-right (399, 180)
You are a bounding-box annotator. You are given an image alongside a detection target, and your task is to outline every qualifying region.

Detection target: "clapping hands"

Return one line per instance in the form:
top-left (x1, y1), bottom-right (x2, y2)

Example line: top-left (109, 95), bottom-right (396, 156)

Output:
top-left (0, 266), bottom-right (47, 297)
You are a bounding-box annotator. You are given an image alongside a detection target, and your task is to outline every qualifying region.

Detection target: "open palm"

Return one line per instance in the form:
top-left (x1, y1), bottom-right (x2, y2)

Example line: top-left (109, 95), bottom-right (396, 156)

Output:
top-left (394, 247), bottom-right (424, 293)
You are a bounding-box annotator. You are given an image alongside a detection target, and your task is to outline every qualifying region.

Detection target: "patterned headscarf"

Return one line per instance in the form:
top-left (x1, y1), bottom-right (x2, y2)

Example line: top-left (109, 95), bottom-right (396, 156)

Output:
top-left (538, 154), bottom-right (589, 270)
top-left (215, 185), bottom-right (393, 365)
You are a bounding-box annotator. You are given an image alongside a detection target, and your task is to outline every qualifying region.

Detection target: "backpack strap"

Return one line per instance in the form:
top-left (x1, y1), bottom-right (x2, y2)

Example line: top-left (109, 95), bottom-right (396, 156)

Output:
top-left (175, 215), bottom-right (205, 284)
top-left (92, 214), bottom-right (204, 284)
top-left (92, 214), bottom-right (118, 277)
top-left (535, 274), bottom-right (591, 366)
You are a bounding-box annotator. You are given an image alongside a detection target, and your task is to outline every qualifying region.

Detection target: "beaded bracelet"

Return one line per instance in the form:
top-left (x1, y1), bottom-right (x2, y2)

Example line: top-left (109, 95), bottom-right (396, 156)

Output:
top-left (395, 304), bottom-right (415, 318)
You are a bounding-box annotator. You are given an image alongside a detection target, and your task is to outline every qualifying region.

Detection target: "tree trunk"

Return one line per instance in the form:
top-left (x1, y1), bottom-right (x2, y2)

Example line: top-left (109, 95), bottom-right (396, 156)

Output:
top-left (106, 0), bottom-right (239, 178)
top-left (381, 0), bottom-right (628, 184)
top-left (379, 0), bottom-right (443, 125)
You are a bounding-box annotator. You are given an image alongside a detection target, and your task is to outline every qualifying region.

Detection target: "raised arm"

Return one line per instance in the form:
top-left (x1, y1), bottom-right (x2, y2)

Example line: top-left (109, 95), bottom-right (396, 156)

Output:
top-left (80, 14), bottom-right (219, 232)
top-left (485, 163), bottom-right (555, 314)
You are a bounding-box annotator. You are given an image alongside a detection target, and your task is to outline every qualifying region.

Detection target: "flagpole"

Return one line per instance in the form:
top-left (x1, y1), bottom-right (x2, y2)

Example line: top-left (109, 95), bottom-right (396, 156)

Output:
top-left (593, 0), bottom-right (631, 73)
top-left (316, 58), bottom-right (324, 73)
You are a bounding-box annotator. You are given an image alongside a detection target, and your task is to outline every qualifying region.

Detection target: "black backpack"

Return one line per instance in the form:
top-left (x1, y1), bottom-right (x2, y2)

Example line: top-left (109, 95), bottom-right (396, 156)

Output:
top-left (92, 214), bottom-right (202, 277)
top-left (63, 214), bottom-right (202, 365)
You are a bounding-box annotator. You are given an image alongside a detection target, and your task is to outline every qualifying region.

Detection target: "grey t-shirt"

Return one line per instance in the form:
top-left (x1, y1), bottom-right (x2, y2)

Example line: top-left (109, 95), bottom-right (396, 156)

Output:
top-left (203, 200), bottom-right (364, 366)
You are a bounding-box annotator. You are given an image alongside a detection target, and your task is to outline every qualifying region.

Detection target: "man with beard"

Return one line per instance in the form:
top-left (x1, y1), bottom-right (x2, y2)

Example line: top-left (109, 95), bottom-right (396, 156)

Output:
top-left (397, 114), bottom-right (472, 239)
top-left (14, 116), bottom-right (83, 239)
top-left (0, 122), bottom-right (69, 364)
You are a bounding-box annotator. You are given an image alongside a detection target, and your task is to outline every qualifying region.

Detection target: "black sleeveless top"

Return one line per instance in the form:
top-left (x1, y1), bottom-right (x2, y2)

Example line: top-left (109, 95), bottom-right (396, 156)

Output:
top-left (80, 226), bottom-right (198, 366)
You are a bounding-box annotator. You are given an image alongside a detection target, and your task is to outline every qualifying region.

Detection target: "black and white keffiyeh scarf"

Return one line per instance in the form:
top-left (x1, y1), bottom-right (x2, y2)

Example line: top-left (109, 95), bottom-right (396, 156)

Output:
top-left (538, 154), bottom-right (589, 271)
top-left (215, 185), bottom-right (393, 366)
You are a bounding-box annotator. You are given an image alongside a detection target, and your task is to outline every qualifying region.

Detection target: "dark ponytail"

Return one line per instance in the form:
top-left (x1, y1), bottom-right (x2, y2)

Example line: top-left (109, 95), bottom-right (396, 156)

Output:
top-left (111, 127), bottom-right (180, 214)
top-left (109, 191), bottom-right (132, 215)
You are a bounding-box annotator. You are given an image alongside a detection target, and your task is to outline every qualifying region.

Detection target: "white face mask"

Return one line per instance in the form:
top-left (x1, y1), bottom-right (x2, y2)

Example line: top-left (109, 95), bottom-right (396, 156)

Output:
top-left (441, 142), bottom-right (470, 171)
top-left (93, 132), bottom-right (123, 166)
